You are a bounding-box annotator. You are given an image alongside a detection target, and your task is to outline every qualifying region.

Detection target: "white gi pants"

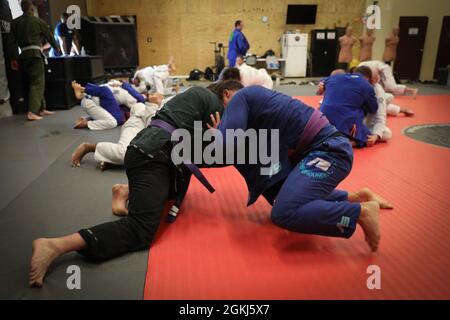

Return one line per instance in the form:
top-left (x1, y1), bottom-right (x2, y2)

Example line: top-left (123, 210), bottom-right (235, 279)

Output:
top-left (152, 66), bottom-right (170, 95)
top-left (380, 65), bottom-right (406, 96)
top-left (94, 103), bottom-right (158, 165)
top-left (107, 83), bottom-right (138, 109)
top-left (81, 97), bottom-right (118, 131)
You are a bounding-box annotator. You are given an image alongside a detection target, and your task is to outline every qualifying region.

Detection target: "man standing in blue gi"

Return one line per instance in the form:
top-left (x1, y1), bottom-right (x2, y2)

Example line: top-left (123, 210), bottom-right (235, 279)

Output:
top-left (215, 85), bottom-right (393, 252)
top-left (227, 20), bottom-right (250, 67)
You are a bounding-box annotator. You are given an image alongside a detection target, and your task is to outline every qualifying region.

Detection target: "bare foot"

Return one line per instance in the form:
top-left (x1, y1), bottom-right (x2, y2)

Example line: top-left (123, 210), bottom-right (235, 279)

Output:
top-left (40, 110), bottom-right (55, 116)
top-left (112, 184), bottom-right (129, 216)
top-left (356, 188), bottom-right (394, 209)
top-left (358, 201), bottom-right (381, 252)
top-left (401, 109), bottom-right (415, 117)
top-left (74, 118), bottom-right (88, 129)
top-left (71, 81), bottom-right (85, 100)
top-left (71, 142), bottom-right (96, 167)
top-left (148, 93), bottom-right (164, 106)
top-left (168, 56), bottom-right (176, 72)
top-left (410, 88), bottom-right (418, 99)
top-left (27, 112), bottom-right (43, 121)
top-left (173, 84), bottom-right (180, 94)
top-left (29, 238), bottom-right (61, 288)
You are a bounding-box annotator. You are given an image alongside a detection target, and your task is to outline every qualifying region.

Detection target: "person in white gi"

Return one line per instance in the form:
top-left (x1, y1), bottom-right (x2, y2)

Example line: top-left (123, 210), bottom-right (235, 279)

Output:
top-left (72, 80), bottom-right (146, 131)
top-left (71, 100), bottom-right (161, 169)
top-left (132, 57), bottom-right (177, 95)
top-left (365, 81), bottom-right (392, 145)
top-left (235, 55), bottom-right (273, 89)
top-left (358, 60), bottom-right (418, 99)
top-left (359, 62), bottom-right (415, 117)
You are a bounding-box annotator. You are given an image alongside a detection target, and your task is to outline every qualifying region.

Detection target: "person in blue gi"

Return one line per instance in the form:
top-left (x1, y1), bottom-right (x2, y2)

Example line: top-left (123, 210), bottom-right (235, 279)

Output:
top-left (50, 12), bottom-right (76, 57)
top-left (319, 66), bottom-right (379, 148)
top-left (227, 20), bottom-right (250, 67)
top-left (215, 85), bottom-right (393, 253)
top-left (71, 81), bottom-right (126, 130)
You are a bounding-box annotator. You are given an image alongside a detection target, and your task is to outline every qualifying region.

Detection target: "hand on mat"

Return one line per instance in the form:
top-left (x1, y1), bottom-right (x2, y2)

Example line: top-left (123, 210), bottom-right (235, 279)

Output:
top-left (207, 112), bottom-right (221, 129)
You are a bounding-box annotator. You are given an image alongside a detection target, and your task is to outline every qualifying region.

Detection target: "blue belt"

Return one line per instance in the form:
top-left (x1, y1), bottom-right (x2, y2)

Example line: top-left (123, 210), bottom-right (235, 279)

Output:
top-left (150, 119), bottom-right (216, 193)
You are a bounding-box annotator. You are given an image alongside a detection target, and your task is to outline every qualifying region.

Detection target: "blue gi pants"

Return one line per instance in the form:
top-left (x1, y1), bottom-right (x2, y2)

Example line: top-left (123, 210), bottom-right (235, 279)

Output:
top-left (228, 52), bottom-right (237, 68)
top-left (271, 135), bottom-right (361, 238)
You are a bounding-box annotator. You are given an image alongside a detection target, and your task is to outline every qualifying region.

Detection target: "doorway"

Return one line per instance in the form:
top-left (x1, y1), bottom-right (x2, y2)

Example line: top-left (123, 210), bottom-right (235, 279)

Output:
top-left (434, 16), bottom-right (450, 79)
top-left (394, 16), bottom-right (428, 80)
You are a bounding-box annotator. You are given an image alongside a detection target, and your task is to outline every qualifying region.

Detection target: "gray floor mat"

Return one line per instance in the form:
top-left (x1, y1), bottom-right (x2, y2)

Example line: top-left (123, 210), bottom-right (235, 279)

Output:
top-left (0, 109), bottom-right (148, 299)
top-left (403, 124), bottom-right (450, 148)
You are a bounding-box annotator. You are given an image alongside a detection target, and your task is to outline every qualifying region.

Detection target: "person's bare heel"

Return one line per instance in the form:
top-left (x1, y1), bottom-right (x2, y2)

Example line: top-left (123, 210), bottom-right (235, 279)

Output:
top-left (27, 112), bottom-right (43, 121)
top-left (71, 142), bottom-right (96, 167)
top-left (40, 110), bottom-right (55, 116)
top-left (358, 201), bottom-right (381, 252)
top-left (112, 184), bottom-right (129, 216)
top-left (29, 238), bottom-right (61, 288)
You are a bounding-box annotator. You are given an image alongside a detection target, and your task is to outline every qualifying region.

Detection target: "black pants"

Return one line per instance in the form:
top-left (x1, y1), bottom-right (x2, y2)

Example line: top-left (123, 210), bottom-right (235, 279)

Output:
top-left (78, 146), bottom-right (174, 260)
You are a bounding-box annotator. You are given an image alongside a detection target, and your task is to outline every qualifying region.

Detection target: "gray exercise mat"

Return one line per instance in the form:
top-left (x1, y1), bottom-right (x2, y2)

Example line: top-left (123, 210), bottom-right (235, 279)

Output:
top-left (0, 110), bottom-right (149, 299)
top-left (403, 124), bottom-right (450, 148)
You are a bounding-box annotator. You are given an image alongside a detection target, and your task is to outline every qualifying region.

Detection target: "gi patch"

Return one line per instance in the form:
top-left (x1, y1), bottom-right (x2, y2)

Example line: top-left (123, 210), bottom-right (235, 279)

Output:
top-left (337, 216), bottom-right (351, 233)
top-left (299, 151), bottom-right (335, 179)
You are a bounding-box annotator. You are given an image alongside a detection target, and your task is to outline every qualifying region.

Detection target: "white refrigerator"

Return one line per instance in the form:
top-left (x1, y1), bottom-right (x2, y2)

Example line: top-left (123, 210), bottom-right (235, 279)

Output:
top-left (281, 32), bottom-right (308, 77)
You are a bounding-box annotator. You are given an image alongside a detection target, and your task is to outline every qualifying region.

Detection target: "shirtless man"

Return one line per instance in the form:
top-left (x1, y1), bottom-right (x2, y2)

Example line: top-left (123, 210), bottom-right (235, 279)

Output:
top-left (359, 29), bottom-right (376, 62)
top-left (337, 26), bottom-right (357, 70)
top-left (383, 27), bottom-right (400, 65)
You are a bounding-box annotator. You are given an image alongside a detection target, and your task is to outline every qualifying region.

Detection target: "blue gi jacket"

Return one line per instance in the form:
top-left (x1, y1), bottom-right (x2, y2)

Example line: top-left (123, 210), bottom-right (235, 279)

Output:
top-left (218, 86), bottom-right (337, 206)
top-left (50, 22), bottom-right (73, 56)
top-left (319, 73), bottom-right (378, 148)
top-left (227, 29), bottom-right (250, 66)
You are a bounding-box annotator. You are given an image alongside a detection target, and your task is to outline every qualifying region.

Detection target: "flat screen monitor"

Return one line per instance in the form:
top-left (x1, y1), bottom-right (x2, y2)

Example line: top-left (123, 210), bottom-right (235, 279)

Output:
top-left (286, 5), bottom-right (317, 25)
top-left (100, 24), bottom-right (138, 69)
